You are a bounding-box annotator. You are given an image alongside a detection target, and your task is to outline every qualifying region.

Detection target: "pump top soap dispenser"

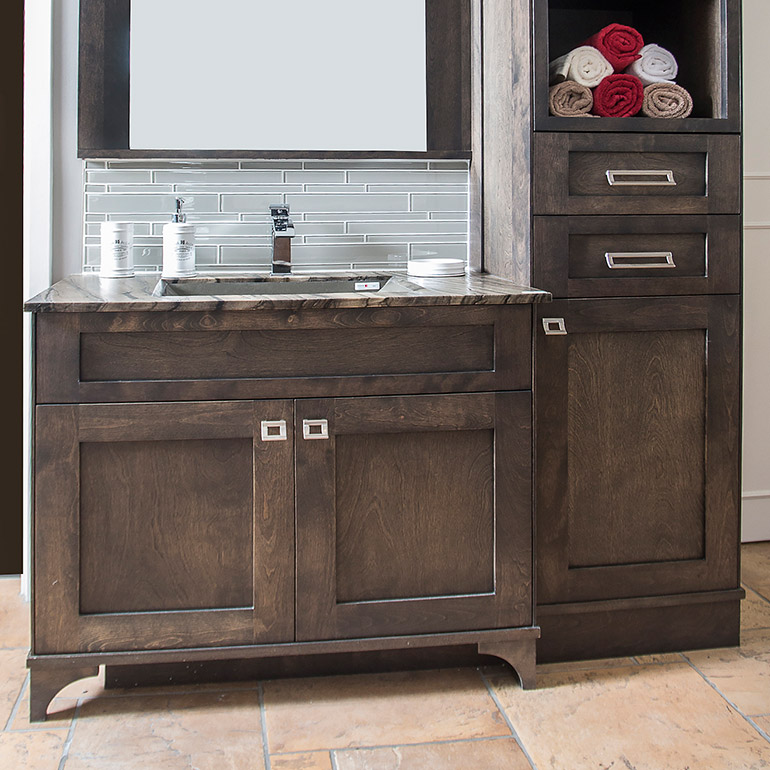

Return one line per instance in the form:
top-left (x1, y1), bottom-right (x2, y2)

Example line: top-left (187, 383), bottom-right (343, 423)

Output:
top-left (162, 198), bottom-right (196, 278)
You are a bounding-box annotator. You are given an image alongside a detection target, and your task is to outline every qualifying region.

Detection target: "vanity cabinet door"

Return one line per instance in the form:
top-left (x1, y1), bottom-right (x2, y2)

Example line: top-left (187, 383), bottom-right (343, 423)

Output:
top-left (294, 392), bottom-right (532, 641)
top-left (536, 296), bottom-right (741, 606)
top-left (34, 400), bottom-right (294, 654)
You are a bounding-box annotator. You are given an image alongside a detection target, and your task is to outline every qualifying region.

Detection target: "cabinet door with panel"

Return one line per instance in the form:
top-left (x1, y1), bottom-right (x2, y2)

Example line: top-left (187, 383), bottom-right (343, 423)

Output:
top-left (536, 296), bottom-right (741, 606)
top-left (34, 400), bottom-right (295, 654)
top-left (294, 392), bottom-right (533, 641)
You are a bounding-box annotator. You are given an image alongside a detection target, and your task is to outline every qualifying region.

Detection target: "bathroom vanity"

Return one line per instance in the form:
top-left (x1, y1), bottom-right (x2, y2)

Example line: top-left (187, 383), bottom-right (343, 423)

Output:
top-left (24, 0), bottom-right (744, 721)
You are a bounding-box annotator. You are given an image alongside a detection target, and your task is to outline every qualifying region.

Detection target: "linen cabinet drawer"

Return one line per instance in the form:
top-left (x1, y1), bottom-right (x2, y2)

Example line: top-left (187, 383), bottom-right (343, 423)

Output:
top-left (35, 305), bottom-right (532, 403)
top-left (533, 215), bottom-right (741, 298)
top-left (533, 133), bottom-right (740, 215)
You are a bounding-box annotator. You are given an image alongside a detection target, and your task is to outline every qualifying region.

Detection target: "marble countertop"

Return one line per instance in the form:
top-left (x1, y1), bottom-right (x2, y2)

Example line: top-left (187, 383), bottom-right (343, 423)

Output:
top-left (24, 271), bottom-right (551, 312)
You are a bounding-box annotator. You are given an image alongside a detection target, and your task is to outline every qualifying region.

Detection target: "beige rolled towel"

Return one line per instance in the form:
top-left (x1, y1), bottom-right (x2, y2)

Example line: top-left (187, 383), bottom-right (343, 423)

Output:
top-left (549, 81), bottom-right (594, 117)
top-left (549, 45), bottom-right (613, 88)
top-left (642, 82), bottom-right (693, 118)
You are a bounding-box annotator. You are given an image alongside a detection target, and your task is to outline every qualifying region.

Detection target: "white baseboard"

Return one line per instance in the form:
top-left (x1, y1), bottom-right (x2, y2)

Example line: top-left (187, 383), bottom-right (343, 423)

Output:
top-left (742, 491), bottom-right (770, 543)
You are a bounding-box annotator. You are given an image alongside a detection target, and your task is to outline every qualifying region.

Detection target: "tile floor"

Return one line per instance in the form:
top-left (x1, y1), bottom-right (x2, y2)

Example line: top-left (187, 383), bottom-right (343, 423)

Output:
top-left (1, 543), bottom-right (769, 769)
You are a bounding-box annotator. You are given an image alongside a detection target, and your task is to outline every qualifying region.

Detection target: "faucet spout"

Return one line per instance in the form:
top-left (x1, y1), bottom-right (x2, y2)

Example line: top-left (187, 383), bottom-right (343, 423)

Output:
top-left (270, 205), bottom-right (295, 274)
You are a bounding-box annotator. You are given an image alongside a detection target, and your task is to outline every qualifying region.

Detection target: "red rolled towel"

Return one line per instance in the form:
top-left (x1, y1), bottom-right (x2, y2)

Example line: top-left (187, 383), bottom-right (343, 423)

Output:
top-left (584, 23), bottom-right (644, 72)
top-left (592, 74), bottom-right (644, 117)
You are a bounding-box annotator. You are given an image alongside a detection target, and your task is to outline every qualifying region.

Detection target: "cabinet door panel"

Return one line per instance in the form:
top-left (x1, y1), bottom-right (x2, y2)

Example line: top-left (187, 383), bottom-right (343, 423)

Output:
top-left (295, 392), bottom-right (532, 641)
top-left (536, 297), bottom-right (741, 604)
top-left (34, 401), bottom-right (294, 653)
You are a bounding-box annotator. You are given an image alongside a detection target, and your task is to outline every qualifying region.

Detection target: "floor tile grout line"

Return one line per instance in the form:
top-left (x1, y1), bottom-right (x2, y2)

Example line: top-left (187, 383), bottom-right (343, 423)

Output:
top-left (257, 681), bottom-right (272, 770)
top-left (56, 697), bottom-right (84, 770)
top-left (477, 668), bottom-right (539, 770)
top-left (3, 671), bottom-right (29, 731)
top-left (682, 655), bottom-right (770, 745)
top-left (743, 582), bottom-right (770, 607)
top-left (268, 734), bottom-right (519, 757)
top-left (330, 749), bottom-right (340, 770)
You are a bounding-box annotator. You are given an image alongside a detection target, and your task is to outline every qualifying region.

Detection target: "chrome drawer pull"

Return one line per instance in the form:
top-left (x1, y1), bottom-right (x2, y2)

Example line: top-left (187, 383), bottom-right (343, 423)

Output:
top-left (261, 420), bottom-right (287, 442)
top-left (605, 169), bottom-right (677, 186)
top-left (303, 419), bottom-right (329, 440)
top-left (605, 251), bottom-right (676, 269)
top-left (542, 318), bottom-right (567, 336)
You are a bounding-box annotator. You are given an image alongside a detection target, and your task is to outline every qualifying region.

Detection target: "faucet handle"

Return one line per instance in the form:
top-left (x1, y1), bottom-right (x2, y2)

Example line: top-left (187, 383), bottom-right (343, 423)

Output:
top-left (270, 204), bottom-right (290, 219)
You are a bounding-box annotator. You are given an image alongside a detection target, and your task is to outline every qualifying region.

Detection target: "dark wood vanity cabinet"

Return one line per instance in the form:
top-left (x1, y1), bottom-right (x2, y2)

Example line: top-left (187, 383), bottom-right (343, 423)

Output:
top-left (28, 304), bottom-right (539, 720)
top-left (526, 0), bottom-right (743, 662)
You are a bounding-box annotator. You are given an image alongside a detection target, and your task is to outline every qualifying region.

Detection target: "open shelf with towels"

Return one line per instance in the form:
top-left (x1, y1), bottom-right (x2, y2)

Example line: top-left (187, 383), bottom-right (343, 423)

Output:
top-left (533, 0), bottom-right (740, 132)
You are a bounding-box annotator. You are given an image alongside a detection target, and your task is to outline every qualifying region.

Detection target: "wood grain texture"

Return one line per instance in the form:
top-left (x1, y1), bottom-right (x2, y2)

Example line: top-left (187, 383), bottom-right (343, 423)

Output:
top-left (533, 0), bottom-right (741, 132)
top-left (36, 305), bottom-right (532, 404)
top-left (34, 401), bottom-right (295, 653)
top-left (533, 215), bottom-right (741, 298)
top-left (533, 133), bottom-right (741, 215)
top-left (481, 0), bottom-right (532, 285)
top-left (536, 297), bottom-right (740, 605)
top-left (79, 437), bottom-right (254, 614)
top-left (537, 593), bottom-right (742, 663)
top-left (334, 429), bottom-right (495, 602)
top-left (296, 392), bottom-right (533, 641)
top-left (79, 326), bottom-right (495, 382)
top-left (566, 328), bottom-right (706, 568)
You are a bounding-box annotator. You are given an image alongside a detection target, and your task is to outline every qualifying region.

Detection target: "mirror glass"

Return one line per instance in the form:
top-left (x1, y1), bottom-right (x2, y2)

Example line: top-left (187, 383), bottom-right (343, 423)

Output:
top-left (130, 0), bottom-right (427, 152)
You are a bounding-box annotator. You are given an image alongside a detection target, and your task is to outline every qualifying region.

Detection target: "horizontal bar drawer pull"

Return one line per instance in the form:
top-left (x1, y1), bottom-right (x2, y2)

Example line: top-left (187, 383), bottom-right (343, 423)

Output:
top-left (605, 251), bottom-right (677, 269)
top-left (605, 169), bottom-right (677, 187)
top-left (542, 318), bottom-right (567, 336)
top-left (302, 419), bottom-right (329, 440)
top-left (261, 420), bottom-right (287, 442)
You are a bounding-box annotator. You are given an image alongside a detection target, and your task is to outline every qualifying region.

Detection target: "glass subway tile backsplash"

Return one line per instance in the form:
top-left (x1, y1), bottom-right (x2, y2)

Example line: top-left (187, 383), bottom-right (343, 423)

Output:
top-left (82, 160), bottom-right (470, 273)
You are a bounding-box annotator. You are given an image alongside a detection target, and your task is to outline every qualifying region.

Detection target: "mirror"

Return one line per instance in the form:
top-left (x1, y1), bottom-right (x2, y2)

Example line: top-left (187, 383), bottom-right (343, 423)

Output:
top-left (78, 0), bottom-right (470, 158)
top-left (130, 0), bottom-right (427, 152)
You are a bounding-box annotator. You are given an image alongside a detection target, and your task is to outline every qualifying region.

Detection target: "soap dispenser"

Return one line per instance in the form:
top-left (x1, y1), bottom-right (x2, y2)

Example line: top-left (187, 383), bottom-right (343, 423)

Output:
top-left (162, 198), bottom-right (196, 278)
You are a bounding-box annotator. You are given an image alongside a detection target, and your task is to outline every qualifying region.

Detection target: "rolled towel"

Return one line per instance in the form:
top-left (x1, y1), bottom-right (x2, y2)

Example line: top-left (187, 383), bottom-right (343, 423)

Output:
top-left (626, 44), bottom-right (678, 86)
top-left (592, 74), bottom-right (644, 117)
top-left (584, 23), bottom-right (644, 72)
top-left (642, 82), bottom-right (694, 118)
top-left (549, 81), bottom-right (594, 117)
top-left (549, 45), bottom-right (613, 88)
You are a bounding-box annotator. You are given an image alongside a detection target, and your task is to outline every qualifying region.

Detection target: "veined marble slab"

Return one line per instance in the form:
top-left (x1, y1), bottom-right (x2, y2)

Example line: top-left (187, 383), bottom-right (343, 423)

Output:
top-left (25, 271), bottom-right (550, 313)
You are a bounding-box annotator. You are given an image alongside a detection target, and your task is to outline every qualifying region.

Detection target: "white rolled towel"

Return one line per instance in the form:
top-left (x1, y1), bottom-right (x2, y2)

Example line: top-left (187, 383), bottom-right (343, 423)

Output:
top-left (625, 44), bottom-right (678, 86)
top-left (549, 46), bottom-right (613, 88)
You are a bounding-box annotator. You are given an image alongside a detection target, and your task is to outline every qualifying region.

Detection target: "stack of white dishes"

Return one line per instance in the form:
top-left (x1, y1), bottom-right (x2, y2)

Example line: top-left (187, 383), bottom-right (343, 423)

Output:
top-left (407, 258), bottom-right (466, 277)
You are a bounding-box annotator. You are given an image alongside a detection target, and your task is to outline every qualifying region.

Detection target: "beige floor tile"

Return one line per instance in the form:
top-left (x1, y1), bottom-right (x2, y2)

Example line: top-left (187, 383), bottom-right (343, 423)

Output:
top-left (536, 656), bottom-right (636, 674)
top-left (65, 691), bottom-right (264, 770)
top-left (263, 668), bottom-right (509, 754)
top-left (271, 751), bottom-right (334, 770)
top-left (335, 738), bottom-right (533, 770)
top-left (9, 696), bottom-right (77, 731)
top-left (634, 653), bottom-right (683, 664)
top-left (0, 577), bottom-right (29, 650)
top-left (744, 586), bottom-right (770, 631)
top-left (0, 729), bottom-right (69, 770)
top-left (0, 648), bottom-right (29, 729)
top-left (743, 542), bottom-right (770, 598)
top-left (686, 628), bottom-right (770, 716)
top-left (488, 662), bottom-right (770, 770)
top-left (753, 715), bottom-right (770, 736)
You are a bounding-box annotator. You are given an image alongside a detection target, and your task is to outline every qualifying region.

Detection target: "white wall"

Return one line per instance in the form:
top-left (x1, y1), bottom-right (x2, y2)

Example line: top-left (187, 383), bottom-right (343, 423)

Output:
top-left (741, 0), bottom-right (770, 542)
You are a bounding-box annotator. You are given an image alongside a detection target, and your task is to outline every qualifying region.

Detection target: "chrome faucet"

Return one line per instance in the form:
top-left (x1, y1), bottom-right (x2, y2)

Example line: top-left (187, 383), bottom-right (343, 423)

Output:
top-left (270, 204), bottom-right (295, 274)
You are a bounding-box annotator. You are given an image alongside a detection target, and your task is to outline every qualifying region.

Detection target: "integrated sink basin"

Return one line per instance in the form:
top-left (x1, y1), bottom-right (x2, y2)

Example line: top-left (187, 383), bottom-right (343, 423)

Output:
top-left (155, 275), bottom-right (398, 297)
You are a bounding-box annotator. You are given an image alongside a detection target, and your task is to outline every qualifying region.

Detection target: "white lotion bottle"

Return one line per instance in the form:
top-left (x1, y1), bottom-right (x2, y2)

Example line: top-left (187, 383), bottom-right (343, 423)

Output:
top-left (162, 198), bottom-right (196, 278)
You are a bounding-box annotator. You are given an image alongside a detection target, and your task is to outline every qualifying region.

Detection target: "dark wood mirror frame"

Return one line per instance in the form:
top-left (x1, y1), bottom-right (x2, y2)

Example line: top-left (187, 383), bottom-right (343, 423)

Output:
top-left (78, 0), bottom-right (472, 159)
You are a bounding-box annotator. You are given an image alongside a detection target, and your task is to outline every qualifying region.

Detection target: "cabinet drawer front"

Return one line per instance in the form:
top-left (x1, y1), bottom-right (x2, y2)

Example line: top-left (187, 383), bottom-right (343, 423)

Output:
top-left (533, 215), bottom-right (741, 298)
top-left (36, 305), bottom-right (532, 403)
top-left (533, 134), bottom-right (740, 215)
